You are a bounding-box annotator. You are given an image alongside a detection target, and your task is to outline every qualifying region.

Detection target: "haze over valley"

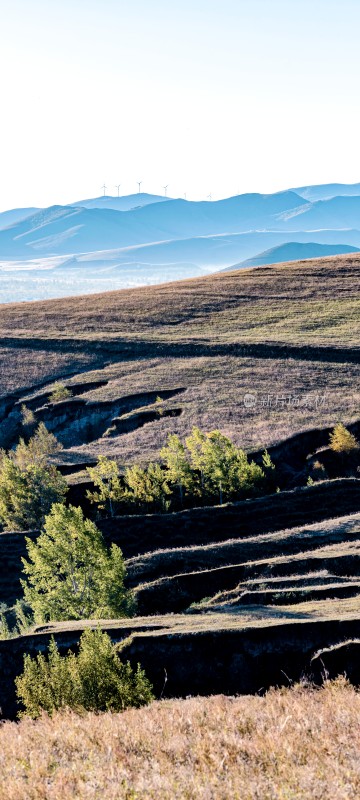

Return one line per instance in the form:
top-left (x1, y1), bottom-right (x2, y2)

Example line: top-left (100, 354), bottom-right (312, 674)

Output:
top-left (2, 182), bottom-right (360, 303)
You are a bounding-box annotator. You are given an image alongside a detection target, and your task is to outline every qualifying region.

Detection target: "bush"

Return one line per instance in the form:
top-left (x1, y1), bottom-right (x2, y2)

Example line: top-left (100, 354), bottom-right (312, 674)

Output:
top-left (49, 383), bottom-right (73, 403)
top-left (21, 404), bottom-right (36, 431)
top-left (15, 628), bottom-right (154, 718)
top-left (329, 423), bottom-right (359, 453)
top-left (22, 504), bottom-right (133, 622)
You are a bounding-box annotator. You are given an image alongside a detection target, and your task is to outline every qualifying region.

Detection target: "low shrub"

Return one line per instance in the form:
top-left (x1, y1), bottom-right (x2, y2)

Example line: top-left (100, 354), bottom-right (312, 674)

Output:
top-left (15, 628), bottom-right (154, 719)
top-left (49, 383), bottom-right (73, 403)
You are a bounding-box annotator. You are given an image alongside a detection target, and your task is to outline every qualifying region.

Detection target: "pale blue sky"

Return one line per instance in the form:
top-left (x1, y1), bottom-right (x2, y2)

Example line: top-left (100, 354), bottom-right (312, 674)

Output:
top-left (1, 0), bottom-right (360, 210)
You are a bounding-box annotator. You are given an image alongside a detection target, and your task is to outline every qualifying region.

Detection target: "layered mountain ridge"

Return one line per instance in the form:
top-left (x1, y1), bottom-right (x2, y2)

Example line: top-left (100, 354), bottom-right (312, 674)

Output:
top-left (1, 182), bottom-right (360, 302)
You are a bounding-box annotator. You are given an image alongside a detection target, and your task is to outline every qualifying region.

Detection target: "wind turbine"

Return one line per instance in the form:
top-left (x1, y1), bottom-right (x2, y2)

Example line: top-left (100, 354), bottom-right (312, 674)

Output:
top-left (101, 183), bottom-right (107, 196)
top-left (162, 185), bottom-right (169, 197)
top-left (207, 193), bottom-right (212, 201)
top-left (137, 181), bottom-right (142, 194)
top-left (115, 184), bottom-right (121, 197)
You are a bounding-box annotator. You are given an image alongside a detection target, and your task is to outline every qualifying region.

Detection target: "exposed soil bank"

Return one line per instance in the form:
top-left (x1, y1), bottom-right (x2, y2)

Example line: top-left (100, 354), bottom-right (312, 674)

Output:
top-left (2, 616), bottom-right (360, 720)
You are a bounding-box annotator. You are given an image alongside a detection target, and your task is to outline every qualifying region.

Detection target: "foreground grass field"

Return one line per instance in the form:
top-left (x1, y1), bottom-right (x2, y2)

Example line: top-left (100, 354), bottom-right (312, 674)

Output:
top-left (0, 681), bottom-right (359, 799)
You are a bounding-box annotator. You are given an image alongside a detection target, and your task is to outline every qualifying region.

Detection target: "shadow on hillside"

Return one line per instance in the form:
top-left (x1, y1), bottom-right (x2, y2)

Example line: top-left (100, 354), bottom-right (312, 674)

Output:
top-left (2, 336), bottom-right (360, 365)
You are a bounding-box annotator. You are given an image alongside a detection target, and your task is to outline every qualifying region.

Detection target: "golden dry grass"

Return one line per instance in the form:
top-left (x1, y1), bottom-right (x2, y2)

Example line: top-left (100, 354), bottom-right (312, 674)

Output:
top-left (0, 680), bottom-right (359, 799)
top-left (1, 254), bottom-right (359, 347)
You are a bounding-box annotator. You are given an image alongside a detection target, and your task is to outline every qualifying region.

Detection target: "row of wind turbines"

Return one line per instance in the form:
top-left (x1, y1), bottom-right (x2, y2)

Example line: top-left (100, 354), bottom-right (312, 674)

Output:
top-left (101, 182), bottom-right (169, 197)
top-left (100, 183), bottom-right (213, 200)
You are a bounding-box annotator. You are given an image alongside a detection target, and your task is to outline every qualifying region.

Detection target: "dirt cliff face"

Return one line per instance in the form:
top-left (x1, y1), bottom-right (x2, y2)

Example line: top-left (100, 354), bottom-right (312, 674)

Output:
top-left (2, 616), bottom-right (360, 720)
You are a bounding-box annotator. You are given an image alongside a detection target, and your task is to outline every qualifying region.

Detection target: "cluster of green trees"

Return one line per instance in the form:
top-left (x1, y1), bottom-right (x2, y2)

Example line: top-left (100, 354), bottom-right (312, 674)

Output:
top-left (1, 422), bottom-right (277, 717)
top-left (0, 424), bottom-right (131, 629)
top-left (87, 427), bottom-right (276, 516)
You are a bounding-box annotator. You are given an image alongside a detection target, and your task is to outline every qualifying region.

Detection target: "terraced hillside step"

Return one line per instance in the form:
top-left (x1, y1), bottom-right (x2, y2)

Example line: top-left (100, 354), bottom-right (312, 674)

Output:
top-left (228, 570), bottom-right (351, 590)
top-left (133, 538), bottom-right (360, 614)
top-left (105, 406), bottom-right (182, 437)
top-left (248, 420), bottom-right (360, 486)
top-left (1, 482), bottom-right (360, 608)
top-left (98, 478), bottom-right (360, 557)
top-left (0, 386), bottom-right (186, 451)
top-left (19, 378), bottom-right (110, 409)
top-left (3, 611), bottom-right (360, 719)
top-left (219, 581), bottom-right (360, 608)
top-left (188, 571), bottom-right (360, 610)
top-left (126, 512), bottom-right (360, 586)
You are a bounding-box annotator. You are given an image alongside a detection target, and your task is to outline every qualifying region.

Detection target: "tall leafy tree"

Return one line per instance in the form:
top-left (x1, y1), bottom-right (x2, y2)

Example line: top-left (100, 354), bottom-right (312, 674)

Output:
top-left (22, 504), bottom-right (132, 622)
top-left (14, 422), bottom-right (62, 470)
top-left (160, 433), bottom-right (194, 503)
top-left (0, 424), bottom-right (66, 531)
top-left (86, 455), bottom-right (122, 517)
top-left (0, 456), bottom-right (67, 531)
top-left (124, 462), bottom-right (172, 512)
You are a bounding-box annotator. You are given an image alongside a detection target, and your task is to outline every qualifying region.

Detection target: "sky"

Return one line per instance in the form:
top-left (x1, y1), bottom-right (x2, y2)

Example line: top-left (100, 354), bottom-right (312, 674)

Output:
top-left (1, 0), bottom-right (360, 211)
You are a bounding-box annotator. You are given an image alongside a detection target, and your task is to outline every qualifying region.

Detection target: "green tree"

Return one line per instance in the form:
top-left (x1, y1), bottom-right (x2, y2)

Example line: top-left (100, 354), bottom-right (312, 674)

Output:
top-left (203, 431), bottom-right (265, 503)
top-left (14, 422), bottom-right (62, 470)
top-left (22, 504), bottom-right (132, 622)
top-left (185, 427), bottom-right (208, 493)
top-left (0, 456), bottom-right (67, 531)
top-left (160, 433), bottom-right (194, 503)
top-left (184, 427), bottom-right (265, 504)
top-left (329, 423), bottom-right (359, 453)
top-left (16, 628), bottom-right (154, 719)
top-left (124, 462), bottom-right (172, 511)
top-left (86, 456), bottom-right (122, 517)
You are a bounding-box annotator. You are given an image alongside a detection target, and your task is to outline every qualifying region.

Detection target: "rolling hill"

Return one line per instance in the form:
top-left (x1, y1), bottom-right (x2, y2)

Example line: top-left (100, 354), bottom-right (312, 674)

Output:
top-left (0, 253), bottom-right (359, 720)
top-left (0, 206), bottom-right (39, 231)
top-left (224, 241), bottom-right (360, 269)
top-left (293, 181), bottom-right (360, 202)
top-left (277, 195), bottom-right (360, 230)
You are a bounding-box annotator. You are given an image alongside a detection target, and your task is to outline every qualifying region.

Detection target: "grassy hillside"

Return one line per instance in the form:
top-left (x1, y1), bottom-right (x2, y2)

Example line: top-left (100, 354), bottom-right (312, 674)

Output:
top-left (0, 251), bottom-right (359, 724)
top-left (1, 681), bottom-right (360, 799)
top-left (0, 253), bottom-right (359, 466)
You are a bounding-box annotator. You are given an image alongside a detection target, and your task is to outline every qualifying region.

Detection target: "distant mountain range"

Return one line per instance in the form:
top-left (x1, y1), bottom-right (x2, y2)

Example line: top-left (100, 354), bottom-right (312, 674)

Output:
top-left (1, 182), bottom-right (360, 303)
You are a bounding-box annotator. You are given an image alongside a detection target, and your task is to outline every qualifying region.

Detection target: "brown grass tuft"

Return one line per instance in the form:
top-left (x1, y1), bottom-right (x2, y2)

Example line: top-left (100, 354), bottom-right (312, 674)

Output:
top-left (0, 680), bottom-right (360, 798)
